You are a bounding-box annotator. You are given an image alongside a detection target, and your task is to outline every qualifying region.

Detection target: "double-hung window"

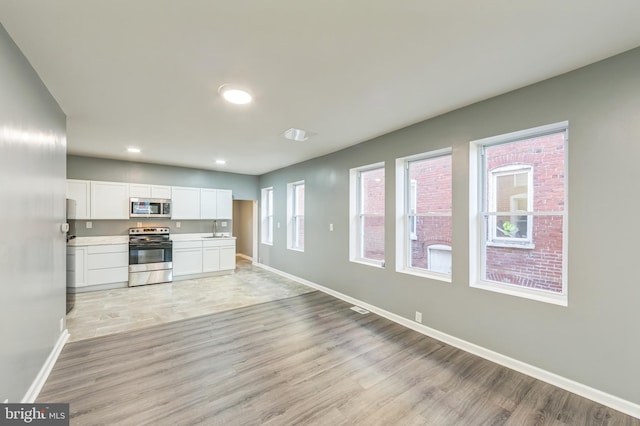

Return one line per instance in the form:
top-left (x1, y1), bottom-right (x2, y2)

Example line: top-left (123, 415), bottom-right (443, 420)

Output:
top-left (287, 181), bottom-right (305, 251)
top-left (470, 122), bottom-right (568, 305)
top-left (396, 148), bottom-right (452, 280)
top-left (350, 163), bottom-right (385, 266)
top-left (261, 187), bottom-right (274, 245)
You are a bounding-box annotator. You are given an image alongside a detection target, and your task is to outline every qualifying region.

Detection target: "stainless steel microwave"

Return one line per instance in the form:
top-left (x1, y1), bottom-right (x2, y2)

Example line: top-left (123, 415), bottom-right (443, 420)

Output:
top-left (130, 198), bottom-right (171, 218)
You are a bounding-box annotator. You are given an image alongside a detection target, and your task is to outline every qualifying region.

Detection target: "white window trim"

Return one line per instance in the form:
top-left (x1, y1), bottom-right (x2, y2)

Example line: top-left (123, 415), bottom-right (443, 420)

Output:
top-left (395, 147), bottom-right (452, 282)
top-left (287, 181), bottom-right (304, 252)
top-left (469, 121), bottom-right (569, 306)
top-left (349, 162), bottom-right (385, 268)
top-left (260, 187), bottom-right (274, 246)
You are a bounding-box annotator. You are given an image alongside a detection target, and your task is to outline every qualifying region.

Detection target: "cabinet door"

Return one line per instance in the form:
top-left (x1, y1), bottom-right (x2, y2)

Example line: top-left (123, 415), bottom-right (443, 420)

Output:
top-left (200, 188), bottom-right (217, 219)
top-left (129, 184), bottom-right (151, 198)
top-left (91, 181), bottom-right (130, 219)
top-left (151, 185), bottom-right (171, 199)
top-left (66, 179), bottom-right (91, 219)
top-left (173, 248), bottom-right (203, 275)
top-left (66, 246), bottom-right (87, 287)
top-left (219, 246), bottom-right (236, 270)
top-left (202, 246), bottom-right (221, 272)
top-left (171, 187), bottom-right (201, 219)
top-left (216, 189), bottom-right (233, 219)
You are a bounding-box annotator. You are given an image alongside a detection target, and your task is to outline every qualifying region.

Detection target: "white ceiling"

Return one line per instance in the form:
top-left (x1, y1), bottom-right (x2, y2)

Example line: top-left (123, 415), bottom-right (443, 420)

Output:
top-left (1, 1), bottom-right (639, 175)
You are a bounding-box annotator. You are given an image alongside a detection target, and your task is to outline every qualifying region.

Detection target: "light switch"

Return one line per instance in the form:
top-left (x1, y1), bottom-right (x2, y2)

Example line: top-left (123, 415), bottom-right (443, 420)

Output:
top-left (329, 223), bottom-right (334, 231)
top-left (277, 222), bottom-right (280, 229)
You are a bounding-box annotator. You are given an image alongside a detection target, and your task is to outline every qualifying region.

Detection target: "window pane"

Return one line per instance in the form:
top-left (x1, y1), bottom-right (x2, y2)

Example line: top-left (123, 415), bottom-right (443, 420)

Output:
top-left (495, 173), bottom-right (529, 212)
top-left (361, 168), bottom-right (385, 214)
top-left (294, 216), bottom-right (304, 248)
top-left (361, 215), bottom-right (384, 261)
top-left (295, 184), bottom-right (304, 215)
top-left (483, 214), bottom-right (564, 293)
top-left (409, 155), bottom-right (452, 214)
top-left (485, 132), bottom-right (565, 213)
top-left (410, 216), bottom-right (452, 271)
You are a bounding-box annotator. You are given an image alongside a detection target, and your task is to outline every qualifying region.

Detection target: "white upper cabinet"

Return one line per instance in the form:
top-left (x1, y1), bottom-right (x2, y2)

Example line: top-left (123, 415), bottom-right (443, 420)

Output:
top-left (200, 188), bottom-right (218, 219)
top-left (66, 179), bottom-right (91, 219)
top-left (129, 184), bottom-right (151, 198)
top-left (151, 185), bottom-right (171, 199)
top-left (90, 181), bottom-right (130, 219)
top-left (216, 189), bottom-right (233, 219)
top-left (171, 186), bottom-right (201, 219)
top-left (130, 184), bottom-right (172, 199)
top-left (201, 188), bottom-right (232, 219)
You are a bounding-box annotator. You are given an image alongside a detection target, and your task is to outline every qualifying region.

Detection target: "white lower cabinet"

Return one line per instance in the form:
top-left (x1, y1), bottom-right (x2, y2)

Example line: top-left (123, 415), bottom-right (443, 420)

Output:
top-left (67, 244), bottom-right (128, 290)
top-left (173, 238), bottom-right (236, 277)
top-left (173, 241), bottom-right (203, 276)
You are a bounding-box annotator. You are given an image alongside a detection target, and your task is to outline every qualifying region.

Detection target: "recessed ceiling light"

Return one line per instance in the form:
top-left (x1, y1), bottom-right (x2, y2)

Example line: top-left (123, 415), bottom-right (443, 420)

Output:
top-left (218, 84), bottom-right (252, 105)
top-left (282, 128), bottom-right (313, 142)
top-left (215, 159), bottom-right (226, 165)
top-left (127, 147), bottom-right (141, 153)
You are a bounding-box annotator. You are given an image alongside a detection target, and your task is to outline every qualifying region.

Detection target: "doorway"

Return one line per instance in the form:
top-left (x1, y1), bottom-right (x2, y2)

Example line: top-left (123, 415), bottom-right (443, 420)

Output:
top-left (233, 200), bottom-right (258, 261)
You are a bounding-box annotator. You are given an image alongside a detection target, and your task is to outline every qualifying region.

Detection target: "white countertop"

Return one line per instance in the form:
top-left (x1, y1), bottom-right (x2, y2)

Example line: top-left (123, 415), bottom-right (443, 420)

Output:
top-left (171, 233), bottom-right (236, 241)
top-left (68, 233), bottom-right (235, 246)
top-left (67, 236), bottom-right (129, 246)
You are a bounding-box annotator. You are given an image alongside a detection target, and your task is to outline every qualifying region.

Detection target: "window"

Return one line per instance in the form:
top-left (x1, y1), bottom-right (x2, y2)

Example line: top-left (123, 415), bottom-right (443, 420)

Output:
top-left (395, 148), bottom-right (452, 280)
top-left (470, 122), bottom-right (568, 306)
top-left (350, 163), bottom-right (385, 266)
top-left (261, 187), bottom-right (273, 245)
top-left (287, 181), bottom-right (305, 251)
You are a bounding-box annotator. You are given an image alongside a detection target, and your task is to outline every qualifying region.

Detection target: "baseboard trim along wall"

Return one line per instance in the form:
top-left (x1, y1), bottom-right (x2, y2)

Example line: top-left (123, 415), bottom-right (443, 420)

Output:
top-left (22, 329), bottom-right (69, 403)
top-left (254, 262), bottom-right (640, 420)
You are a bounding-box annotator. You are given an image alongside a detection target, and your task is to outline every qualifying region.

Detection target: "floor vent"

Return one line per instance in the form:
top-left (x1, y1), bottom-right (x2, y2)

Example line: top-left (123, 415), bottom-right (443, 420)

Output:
top-left (350, 306), bottom-right (370, 314)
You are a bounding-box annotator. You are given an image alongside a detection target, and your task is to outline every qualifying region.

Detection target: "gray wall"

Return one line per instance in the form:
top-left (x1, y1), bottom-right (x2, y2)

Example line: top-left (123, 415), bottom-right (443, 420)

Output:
top-left (233, 200), bottom-right (255, 258)
top-left (0, 24), bottom-right (67, 402)
top-left (68, 155), bottom-right (259, 200)
top-left (67, 155), bottom-right (259, 236)
top-left (258, 47), bottom-right (640, 405)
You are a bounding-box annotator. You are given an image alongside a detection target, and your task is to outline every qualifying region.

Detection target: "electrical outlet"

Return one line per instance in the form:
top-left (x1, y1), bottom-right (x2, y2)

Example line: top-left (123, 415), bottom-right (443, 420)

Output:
top-left (277, 222), bottom-right (280, 229)
top-left (415, 311), bottom-right (423, 323)
top-left (176, 221), bottom-right (181, 228)
top-left (329, 223), bottom-right (334, 231)
top-left (137, 222), bottom-right (142, 228)
top-left (86, 221), bottom-right (92, 229)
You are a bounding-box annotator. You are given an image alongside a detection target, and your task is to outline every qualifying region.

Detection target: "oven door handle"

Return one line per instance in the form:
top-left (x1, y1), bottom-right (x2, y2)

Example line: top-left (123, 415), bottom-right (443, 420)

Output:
top-left (129, 243), bottom-right (173, 249)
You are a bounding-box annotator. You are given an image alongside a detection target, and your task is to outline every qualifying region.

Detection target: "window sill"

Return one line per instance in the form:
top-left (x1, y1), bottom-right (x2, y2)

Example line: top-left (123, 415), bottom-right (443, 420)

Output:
top-left (350, 258), bottom-right (385, 269)
top-left (471, 279), bottom-right (567, 306)
top-left (486, 241), bottom-right (535, 250)
top-left (287, 247), bottom-right (304, 253)
top-left (261, 242), bottom-right (273, 246)
top-left (398, 267), bottom-right (451, 283)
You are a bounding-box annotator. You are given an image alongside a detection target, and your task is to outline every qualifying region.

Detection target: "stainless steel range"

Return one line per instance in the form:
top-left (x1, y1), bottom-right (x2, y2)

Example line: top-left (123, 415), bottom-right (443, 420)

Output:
top-left (128, 227), bottom-right (173, 286)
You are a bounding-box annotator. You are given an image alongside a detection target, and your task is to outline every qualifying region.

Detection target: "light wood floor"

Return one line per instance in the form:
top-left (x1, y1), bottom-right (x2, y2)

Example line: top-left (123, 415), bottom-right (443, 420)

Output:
top-left (66, 258), bottom-right (314, 341)
top-left (42, 290), bottom-right (638, 425)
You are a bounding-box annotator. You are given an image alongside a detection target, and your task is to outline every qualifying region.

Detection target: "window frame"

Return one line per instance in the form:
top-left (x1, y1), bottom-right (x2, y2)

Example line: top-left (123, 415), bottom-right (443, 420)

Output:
top-left (469, 121), bottom-right (569, 306)
top-left (287, 180), bottom-right (305, 252)
top-left (260, 187), bottom-right (274, 246)
top-left (349, 162), bottom-right (385, 268)
top-left (395, 147), bottom-right (452, 282)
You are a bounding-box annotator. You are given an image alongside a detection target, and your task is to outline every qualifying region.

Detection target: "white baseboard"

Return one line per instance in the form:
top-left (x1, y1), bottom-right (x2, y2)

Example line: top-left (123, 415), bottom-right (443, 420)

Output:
top-left (21, 329), bottom-right (69, 403)
top-left (254, 262), bottom-right (640, 419)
